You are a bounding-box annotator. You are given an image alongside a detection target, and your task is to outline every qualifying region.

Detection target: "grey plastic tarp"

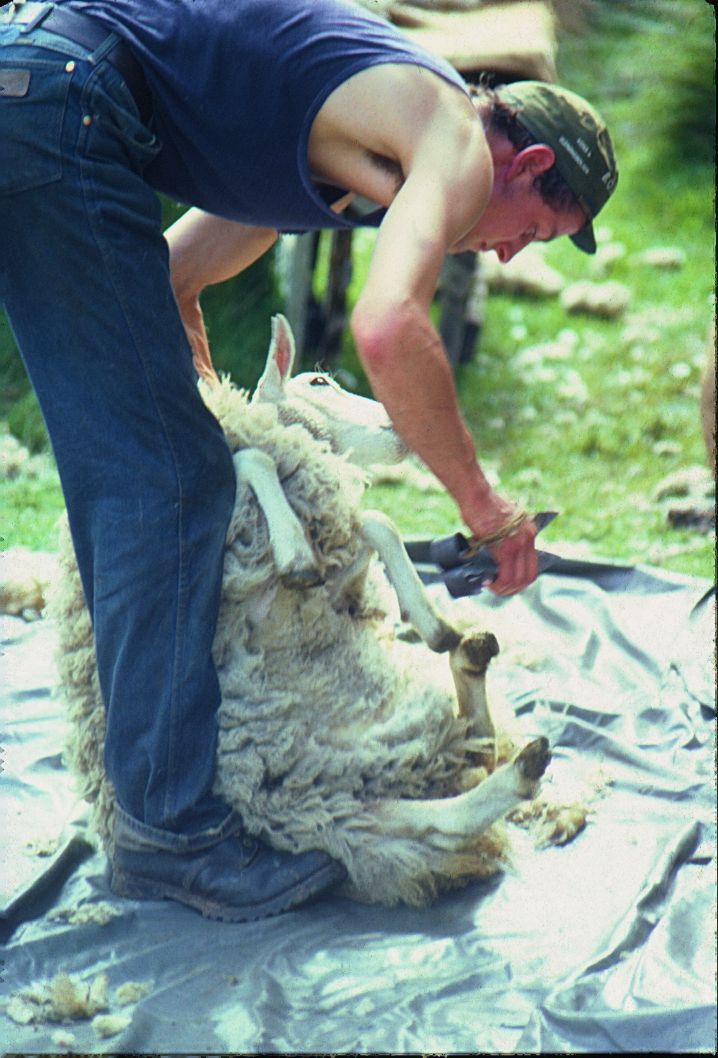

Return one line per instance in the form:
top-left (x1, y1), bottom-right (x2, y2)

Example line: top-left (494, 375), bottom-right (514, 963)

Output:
top-left (1, 555), bottom-right (716, 1054)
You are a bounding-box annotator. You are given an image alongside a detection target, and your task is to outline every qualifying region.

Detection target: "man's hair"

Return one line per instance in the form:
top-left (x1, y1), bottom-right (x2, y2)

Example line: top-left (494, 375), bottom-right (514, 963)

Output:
top-left (471, 85), bottom-right (582, 215)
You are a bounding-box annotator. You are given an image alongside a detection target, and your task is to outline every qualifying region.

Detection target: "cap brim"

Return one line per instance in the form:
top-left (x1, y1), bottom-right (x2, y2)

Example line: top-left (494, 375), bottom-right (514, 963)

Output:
top-left (570, 219), bottom-right (597, 254)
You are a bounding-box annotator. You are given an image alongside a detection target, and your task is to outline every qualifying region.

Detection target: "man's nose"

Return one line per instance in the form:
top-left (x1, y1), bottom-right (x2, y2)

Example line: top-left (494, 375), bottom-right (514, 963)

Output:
top-left (495, 235), bottom-right (530, 265)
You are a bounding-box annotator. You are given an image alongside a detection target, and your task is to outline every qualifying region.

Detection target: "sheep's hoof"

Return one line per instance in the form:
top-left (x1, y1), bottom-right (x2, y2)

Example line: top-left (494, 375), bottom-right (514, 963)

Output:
top-left (452, 630), bottom-right (500, 672)
top-left (515, 737), bottom-right (551, 790)
top-left (280, 567), bottom-right (324, 590)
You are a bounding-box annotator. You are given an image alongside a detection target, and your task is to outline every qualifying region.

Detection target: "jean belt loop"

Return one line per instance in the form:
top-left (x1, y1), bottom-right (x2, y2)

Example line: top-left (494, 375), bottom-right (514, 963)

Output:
top-left (91, 29), bottom-right (123, 67)
top-left (15, 2), bottom-right (55, 34)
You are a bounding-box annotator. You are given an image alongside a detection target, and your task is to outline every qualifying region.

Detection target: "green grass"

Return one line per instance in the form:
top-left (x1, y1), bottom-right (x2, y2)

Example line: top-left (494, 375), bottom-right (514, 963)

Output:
top-left (0, 474), bottom-right (66, 552)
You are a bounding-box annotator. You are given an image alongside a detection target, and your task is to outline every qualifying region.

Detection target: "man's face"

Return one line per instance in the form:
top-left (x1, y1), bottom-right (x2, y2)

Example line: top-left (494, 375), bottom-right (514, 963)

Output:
top-left (450, 186), bottom-right (586, 262)
top-left (449, 143), bottom-right (587, 263)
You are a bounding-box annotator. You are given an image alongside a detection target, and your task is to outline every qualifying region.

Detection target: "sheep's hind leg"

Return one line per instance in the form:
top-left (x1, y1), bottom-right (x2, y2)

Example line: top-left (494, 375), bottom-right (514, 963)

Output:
top-left (372, 737), bottom-right (551, 847)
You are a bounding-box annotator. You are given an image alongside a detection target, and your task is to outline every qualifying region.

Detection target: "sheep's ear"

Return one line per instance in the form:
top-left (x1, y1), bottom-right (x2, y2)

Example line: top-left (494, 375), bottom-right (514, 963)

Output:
top-left (253, 314), bottom-right (296, 404)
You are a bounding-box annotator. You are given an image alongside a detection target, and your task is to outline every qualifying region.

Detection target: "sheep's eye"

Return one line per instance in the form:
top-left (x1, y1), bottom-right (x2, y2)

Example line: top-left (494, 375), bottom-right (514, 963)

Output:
top-left (310, 375), bottom-right (330, 386)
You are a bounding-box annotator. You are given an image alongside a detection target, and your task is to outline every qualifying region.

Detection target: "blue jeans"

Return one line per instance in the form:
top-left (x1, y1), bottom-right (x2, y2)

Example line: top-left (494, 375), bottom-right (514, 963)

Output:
top-left (0, 21), bottom-right (237, 845)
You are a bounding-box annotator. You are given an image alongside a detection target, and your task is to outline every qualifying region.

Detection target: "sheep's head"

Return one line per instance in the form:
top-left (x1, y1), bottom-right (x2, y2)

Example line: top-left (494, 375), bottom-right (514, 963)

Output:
top-left (253, 315), bottom-right (407, 469)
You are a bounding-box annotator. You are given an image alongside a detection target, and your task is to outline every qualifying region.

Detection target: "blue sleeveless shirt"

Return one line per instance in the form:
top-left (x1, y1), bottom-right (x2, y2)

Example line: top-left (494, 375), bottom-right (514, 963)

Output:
top-left (61, 0), bottom-right (468, 230)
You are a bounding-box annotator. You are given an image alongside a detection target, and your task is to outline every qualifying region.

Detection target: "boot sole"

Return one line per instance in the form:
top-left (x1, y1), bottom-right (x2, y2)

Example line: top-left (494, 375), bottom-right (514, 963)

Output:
top-left (109, 861), bottom-right (344, 922)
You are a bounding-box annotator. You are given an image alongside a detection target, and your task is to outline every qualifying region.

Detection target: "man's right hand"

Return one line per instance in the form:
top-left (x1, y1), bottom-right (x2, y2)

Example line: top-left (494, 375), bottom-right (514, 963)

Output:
top-left (462, 490), bottom-right (539, 596)
top-left (486, 519), bottom-right (538, 596)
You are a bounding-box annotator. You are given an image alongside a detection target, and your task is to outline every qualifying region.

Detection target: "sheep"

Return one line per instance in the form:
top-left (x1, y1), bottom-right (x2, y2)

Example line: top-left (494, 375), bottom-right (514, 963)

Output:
top-left (50, 314), bottom-right (552, 908)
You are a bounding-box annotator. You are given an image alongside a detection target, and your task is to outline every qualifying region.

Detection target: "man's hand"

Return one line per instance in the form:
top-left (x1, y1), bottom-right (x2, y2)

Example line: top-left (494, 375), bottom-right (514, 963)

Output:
top-left (176, 293), bottom-right (219, 387)
top-left (166, 209), bottom-right (278, 386)
top-left (462, 490), bottom-right (539, 596)
top-left (487, 520), bottom-right (538, 596)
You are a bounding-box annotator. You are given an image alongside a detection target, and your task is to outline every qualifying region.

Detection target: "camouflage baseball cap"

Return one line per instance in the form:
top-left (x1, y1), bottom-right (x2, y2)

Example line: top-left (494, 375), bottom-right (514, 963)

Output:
top-left (497, 80), bottom-right (618, 254)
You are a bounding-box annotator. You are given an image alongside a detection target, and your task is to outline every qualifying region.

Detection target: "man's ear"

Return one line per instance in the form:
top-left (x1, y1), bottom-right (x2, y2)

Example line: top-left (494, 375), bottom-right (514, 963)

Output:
top-left (506, 144), bottom-right (556, 182)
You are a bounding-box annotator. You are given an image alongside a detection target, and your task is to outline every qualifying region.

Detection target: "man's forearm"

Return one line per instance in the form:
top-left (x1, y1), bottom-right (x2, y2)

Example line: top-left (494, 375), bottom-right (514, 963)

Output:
top-left (164, 209), bottom-right (276, 384)
top-left (351, 295), bottom-right (498, 531)
top-left (166, 208), bottom-right (278, 301)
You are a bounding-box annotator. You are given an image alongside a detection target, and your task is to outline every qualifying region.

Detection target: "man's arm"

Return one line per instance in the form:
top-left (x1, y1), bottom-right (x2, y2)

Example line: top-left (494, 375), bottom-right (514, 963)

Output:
top-left (166, 209), bottom-right (278, 383)
top-left (349, 97), bottom-right (537, 594)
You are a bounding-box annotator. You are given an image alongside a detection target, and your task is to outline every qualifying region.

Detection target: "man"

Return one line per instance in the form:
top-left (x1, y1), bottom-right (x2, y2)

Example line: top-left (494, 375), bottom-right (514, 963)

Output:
top-left (0, 0), bottom-right (617, 921)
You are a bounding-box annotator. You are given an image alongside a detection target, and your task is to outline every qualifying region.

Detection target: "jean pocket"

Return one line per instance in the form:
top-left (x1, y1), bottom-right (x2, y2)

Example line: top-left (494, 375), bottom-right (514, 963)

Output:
top-left (0, 57), bottom-right (72, 195)
top-left (82, 70), bottom-right (160, 172)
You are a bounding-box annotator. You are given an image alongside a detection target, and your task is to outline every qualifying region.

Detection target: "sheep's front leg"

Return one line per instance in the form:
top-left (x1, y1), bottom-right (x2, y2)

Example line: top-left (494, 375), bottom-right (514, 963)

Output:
top-left (361, 511), bottom-right (498, 734)
top-left (373, 738), bottom-right (551, 845)
top-left (233, 449), bottom-right (321, 587)
top-left (360, 510), bottom-right (460, 652)
top-left (449, 630), bottom-right (499, 733)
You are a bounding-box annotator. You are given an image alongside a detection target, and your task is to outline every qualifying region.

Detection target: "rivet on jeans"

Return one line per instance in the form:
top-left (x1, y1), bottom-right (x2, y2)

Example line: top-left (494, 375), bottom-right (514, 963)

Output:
top-left (65, 60), bottom-right (76, 73)
top-left (82, 115), bottom-right (92, 127)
